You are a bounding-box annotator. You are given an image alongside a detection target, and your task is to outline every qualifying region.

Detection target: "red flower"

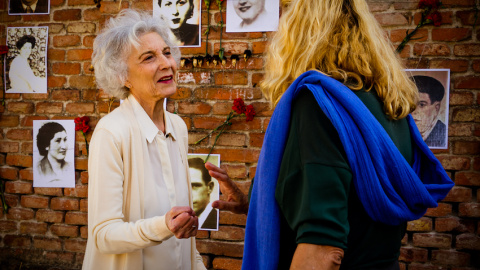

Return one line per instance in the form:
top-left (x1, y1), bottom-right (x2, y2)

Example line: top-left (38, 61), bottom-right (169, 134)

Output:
top-left (245, 105), bottom-right (256, 122)
top-left (418, 0), bottom-right (439, 9)
top-left (75, 116), bottom-right (91, 133)
top-left (0, 46), bottom-right (8, 55)
top-left (426, 11), bottom-right (442, 26)
top-left (232, 98), bottom-right (246, 114)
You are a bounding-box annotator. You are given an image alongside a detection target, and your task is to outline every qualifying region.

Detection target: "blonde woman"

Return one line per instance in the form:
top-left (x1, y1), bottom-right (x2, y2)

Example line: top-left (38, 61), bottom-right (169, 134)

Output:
top-left (207, 0), bottom-right (453, 269)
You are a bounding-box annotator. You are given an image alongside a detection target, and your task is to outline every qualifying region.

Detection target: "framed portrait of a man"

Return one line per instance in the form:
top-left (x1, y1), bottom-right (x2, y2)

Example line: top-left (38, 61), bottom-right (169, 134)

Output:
top-left (153, 0), bottom-right (201, 47)
top-left (226, 0), bottom-right (279, 32)
top-left (4, 26), bottom-right (48, 94)
top-left (406, 69), bottom-right (450, 149)
top-left (33, 120), bottom-right (75, 188)
top-left (9, 0), bottom-right (50, 15)
top-left (187, 154), bottom-right (220, 231)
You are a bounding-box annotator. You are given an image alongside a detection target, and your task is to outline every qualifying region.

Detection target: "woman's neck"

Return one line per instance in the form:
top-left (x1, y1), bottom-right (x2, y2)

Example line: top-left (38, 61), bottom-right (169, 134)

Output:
top-left (47, 155), bottom-right (65, 173)
top-left (131, 94), bottom-right (166, 133)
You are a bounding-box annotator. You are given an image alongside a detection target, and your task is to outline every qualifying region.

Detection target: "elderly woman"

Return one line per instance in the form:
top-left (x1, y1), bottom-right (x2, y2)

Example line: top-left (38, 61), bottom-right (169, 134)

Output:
top-left (82, 10), bottom-right (205, 270)
top-left (8, 34), bottom-right (46, 93)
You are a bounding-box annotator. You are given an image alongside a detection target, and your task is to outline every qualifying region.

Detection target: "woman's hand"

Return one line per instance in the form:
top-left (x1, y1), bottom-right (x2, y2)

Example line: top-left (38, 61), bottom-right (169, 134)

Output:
top-left (205, 162), bottom-right (249, 215)
top-left (165, 206), bottom-right (198, 239)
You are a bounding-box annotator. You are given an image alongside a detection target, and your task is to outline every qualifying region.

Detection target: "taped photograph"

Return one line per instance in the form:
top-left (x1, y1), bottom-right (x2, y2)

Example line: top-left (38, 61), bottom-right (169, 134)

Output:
top-left (226, 0), bottom-right (279, 32)
top-left (5, 26), bottom-right (48, 94)
top-left (9, 0), bottom-right (50, 15)
top-left (153, 0), bottom-right (201, 47)
top-left (33, 120), bottom-right (75, 188)
top-left (187, 154), bottom-right (220, 231)
top-left (406, 69), bottom-right (450, 149)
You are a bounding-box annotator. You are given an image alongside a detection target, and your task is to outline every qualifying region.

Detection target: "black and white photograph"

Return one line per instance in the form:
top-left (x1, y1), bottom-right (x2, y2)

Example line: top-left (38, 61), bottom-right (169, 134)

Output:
top-left (5, 26), bottom-right (48, 93)
top-left (406, 69), bottom-right (450, 149)
top-left (188, 154), bottom-right (220, 231)
top-left (33, 120), bottom-right (75, 188)
top-left (9, 0), bottom-right (50, 15)
top-left (153, 0), bottom-right (201, 47)
top-left (226, 0), bottom-right (279, 32)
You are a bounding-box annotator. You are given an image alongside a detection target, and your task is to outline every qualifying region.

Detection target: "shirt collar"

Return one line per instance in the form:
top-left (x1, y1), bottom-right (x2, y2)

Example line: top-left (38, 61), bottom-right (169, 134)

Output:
top-left (128, 95), bottom-right (176, 143)
top-left (22, 1), bottom-right (38, 12)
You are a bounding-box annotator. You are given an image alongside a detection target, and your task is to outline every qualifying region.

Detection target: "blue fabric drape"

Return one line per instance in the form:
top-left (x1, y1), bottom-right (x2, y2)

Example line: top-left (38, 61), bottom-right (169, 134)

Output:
top-left (242, 71), bottom-right (454, 270)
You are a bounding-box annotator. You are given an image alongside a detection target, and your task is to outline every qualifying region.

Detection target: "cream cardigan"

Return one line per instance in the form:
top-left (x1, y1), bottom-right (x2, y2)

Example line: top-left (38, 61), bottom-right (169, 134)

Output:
top-left (82, 97), bottom-right (205, 270)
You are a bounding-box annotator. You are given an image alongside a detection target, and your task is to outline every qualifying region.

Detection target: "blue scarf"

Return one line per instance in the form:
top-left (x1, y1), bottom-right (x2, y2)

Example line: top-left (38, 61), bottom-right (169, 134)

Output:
top-left (242, 71), bottom-right (454, 270)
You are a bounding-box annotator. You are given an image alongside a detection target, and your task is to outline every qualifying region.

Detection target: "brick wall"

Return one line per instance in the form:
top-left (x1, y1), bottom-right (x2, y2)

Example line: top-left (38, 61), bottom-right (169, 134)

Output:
top-left (0, 0), bottom-right (478, 269)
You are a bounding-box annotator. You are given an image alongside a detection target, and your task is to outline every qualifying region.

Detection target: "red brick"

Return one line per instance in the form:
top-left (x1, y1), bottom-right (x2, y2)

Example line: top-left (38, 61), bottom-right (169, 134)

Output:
top-left (194, 88), bottom-right (262, 100)
top-left (375, 13), bottom-right (408, 26)
top-left (51, 224), bottom-right (79, 237)
top-left (219, 211), bottom-right (246, 226)
top-left (75, 158), bottom-right (88, 170)
top-left (456, 233), bottom-right (480, 250)
top-left (67, 22), bottom-right (96, 33)
top-left (48, 76), bottom-right (67, 88)
top-left (178, 102), bottom-right (212, 114)
top-left (64, 185), bottom-right (88, 198)
top-left (65, 212), bottom-right (88, 225)
top-left (399, 247), bottom-right (428, 262)
top-left (51, 197), bottom-right (79, 211)
top-left (0, 142), bottom-right (19, 153)
top-left (44, 251), bottom-right (75, 264)
top-left (413, 43), bottom-right (450, 56)
top-left (425, 203), bottom-right (452, 217)
top-left (457, 10), bottom-right (478, 25)
top-left (6, 154), bottom-right (32, 167)
top-left (217, 133), bottom-right (246, 147)
top-left (83, 8), bottom-right (101, 21)
top-left (455, 76), bottom-right (480, 89)
top-left (53, 35), bottom-right (81, 47)
top-left (34, 187), bottom-right (63, 196)
top-left (33, 237), bottom-right (62, 251)
top-left (65, 103), bottom-right (95, 114)
top-left (20, 221), bottom-right (47, 234)
top-left (223, 164), bottom-right (247, 179)
top-left (213, 42), bottom-right (249, 55)
top-left (455, 172), bottom-right (480, 186)
top-left (454, 44), bottom-right (480, 56)
top-left (68, 0), bottom-right (95, 6)
top-left (36, 102), bottom-right (63, 114)
top-left (7, 102), bottom-right (34, 114)
top-left (5, 181), bottom-right (32, 194)
top-left (430, 59), bottom-right (469, 73)
top-left (437, 156), bottom-right (470, 170)
top-left (442, 0), bottom-right (476, 7)
top-left (6, 129), bottom-right (32, 141)
top-left (196, 239), bottom-right (243, 257)
top-left (252, 73), bottom-right (264, 86)
top-left (431, 250), bottom-right (470, 266)
top-left (52, 62), bottom-right (82, 75)
top-left (21, 195), bottom-right (49, 208)
top-left (51, 90), bottom-right (80, 101)
top-left (6, 208), bottom-right (34, 220)
top-left (407, 217), bottom-right (432, 231)
top-left (436, 217), bottom-right (475, 233)
top-left (452, 108), bottom-right (480, 122)
top-left (392, 2), bottom-right (417, 10)
top-left (99, 1), bottom-right (129, 13)
top-left (80, 226), bottom-right (88, 238)
top-left (449, 91), bottom-right (474, 106)
top-left (391, 29), bottom-right (428, 43)
top-left (48, 49), bottom-right (66, 61)
top-left (83, 35), bottom-right (96, 47)
top-left (80, 199), bottom-right (88, 212)
top-left (178, 72), bottom-right (212, 84)
top-left (212, 257), bottom-right (242, 270)
top-left (443, 186), bottom-right (472, 202)
top-left (66, 49), bottom-right (93, 61)
top-left (54, 9), bottom-right (82, 21)
top-left (0, 220), bottom-right (18, 232)
top-left (36, 209), bottom-right (64, 223)
top-left (432, 28), bottom-right (472, 41)
top-left (459, 203), bottom-right (480, 217)
top-left (65, 239), bottom-right (87, 252)
top-left (214, 72), bottom-right (248, 85)
top-left (80, 171), bottom-right (88, 184)
top-left (211, 226), bottom-right (245, 241)
top-left (0, 115), bottom-right (20, 127)
top-left (0, 167), bottom-right (19, 180)
top-left (212, 102), bottom-right (233, 115)
top-left (68, 75), bottom-right (96, 89)
top-left (4, 235), bottom-right (31, 248)
top-left (413, 233), bottom-right (452, 248)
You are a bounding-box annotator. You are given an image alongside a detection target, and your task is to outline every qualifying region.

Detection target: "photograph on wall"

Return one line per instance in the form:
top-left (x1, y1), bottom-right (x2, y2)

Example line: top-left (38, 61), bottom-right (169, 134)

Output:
top-left (33, 120), bottom-right (75, 188)
top-left (226, 0), bottom-right (279, 32)
top-left (153, 0), bottom-right (201, 47)
top-left (9, 0), bottom-right (50, 15)
top-left (406, 69), bottom-right (450, 149)
top-left (4, 26), bottom-right (48, 94)
top-left (187, 154), bottom-right (220, 231)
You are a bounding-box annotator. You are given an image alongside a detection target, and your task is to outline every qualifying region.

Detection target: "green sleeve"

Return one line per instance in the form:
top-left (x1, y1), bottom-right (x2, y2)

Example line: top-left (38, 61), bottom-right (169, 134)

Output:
top-left (275, 90), bottom-right (353, 250)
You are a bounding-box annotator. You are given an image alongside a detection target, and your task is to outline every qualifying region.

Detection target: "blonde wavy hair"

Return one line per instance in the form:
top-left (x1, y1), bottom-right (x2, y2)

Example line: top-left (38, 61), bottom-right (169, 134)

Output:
top-left (262, 0), bottom-right (418, 119)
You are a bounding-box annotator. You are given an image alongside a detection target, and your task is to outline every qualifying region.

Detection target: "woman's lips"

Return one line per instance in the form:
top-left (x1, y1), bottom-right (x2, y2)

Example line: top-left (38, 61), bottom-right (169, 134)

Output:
top-left (238, 6), bottom-right (251, 12)
top-left (158, 76), bottom-right (173, 84)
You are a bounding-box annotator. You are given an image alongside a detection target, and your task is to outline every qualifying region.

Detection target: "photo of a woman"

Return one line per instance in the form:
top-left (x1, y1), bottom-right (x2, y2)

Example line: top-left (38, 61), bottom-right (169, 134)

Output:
top-left (5, 27), bottom-right (48, 93)
top-left (154, 0), bottom-right (200, 47)
top-left (33, 120), bottom-right (75, 188)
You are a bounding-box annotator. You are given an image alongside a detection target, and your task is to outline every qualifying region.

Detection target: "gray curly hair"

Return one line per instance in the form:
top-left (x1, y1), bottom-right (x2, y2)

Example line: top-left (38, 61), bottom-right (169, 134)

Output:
top-left (92, 9), bottom-right (181, 99)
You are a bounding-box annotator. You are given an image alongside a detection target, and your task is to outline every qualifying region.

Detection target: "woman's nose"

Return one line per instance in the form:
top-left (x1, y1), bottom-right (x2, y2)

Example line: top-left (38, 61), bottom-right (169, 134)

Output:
top-left (157, 55), bottom-right (172, 70)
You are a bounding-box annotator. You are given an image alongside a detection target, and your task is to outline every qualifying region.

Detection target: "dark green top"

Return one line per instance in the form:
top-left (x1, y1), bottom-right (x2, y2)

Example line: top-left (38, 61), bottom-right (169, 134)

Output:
top-left (275, 89), bottom-right (412, 270)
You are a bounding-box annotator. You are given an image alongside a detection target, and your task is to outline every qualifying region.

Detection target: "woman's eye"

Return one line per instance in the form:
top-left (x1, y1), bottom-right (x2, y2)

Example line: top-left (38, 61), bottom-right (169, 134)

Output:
top-left (143, 55), bottom-right (154, 61)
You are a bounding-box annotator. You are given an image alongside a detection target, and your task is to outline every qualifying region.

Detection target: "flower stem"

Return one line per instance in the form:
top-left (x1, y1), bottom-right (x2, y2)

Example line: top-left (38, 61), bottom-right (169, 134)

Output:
top-left (205, 120), bottom-right (229, 163)
top-left (195, 111), bottom-right (235, 144)
top-left (205, 2), bottom-right (211, 56)
top-left (83, 132), bottom-right (89, 156)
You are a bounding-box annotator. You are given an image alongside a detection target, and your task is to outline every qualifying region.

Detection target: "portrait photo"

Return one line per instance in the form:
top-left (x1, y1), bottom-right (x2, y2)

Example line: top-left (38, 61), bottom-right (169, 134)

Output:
top-left (406, 69), bottom-right (450, 149)
top-left (153, 0), bottom-right (201, 47)
top-left (9, 0), bottom-right (50, 15)
top-left (33, 120), bottom-right (75, 188)
top-left (4, 26), bottom-right (48, 94)
top-left (187, 154), bottom-right (220, 231)
top-left (226, 0), bottom-right (279, 32)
